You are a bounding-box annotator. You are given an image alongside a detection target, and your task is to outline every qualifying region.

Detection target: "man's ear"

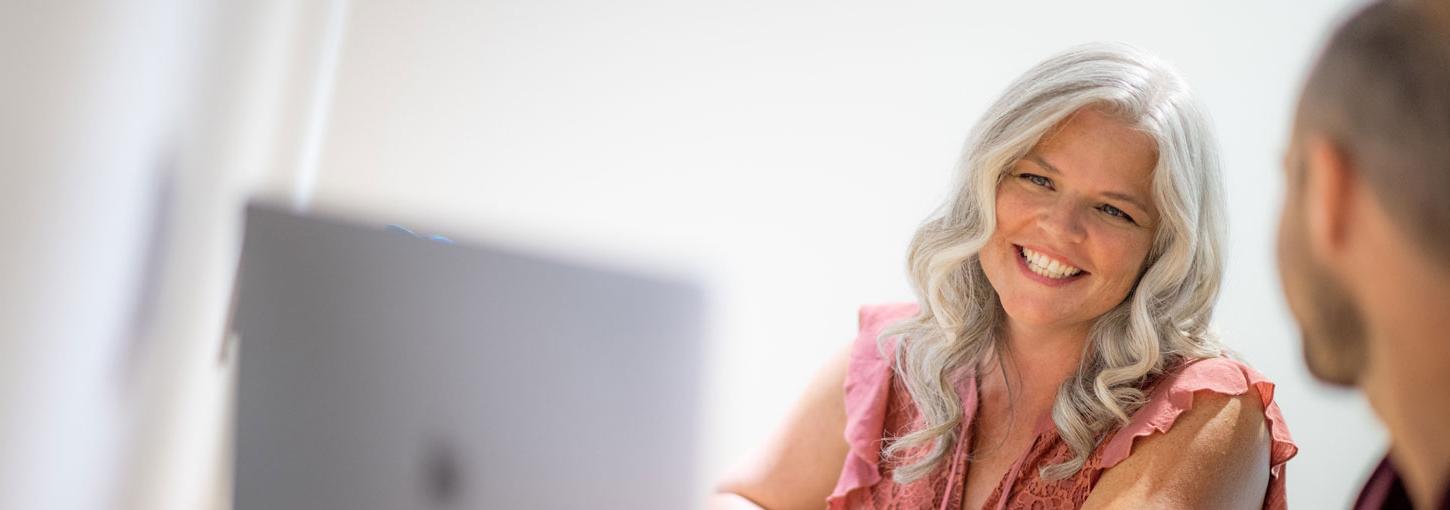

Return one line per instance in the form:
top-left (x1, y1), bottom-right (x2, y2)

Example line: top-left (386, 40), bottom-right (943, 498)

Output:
top-left (1303, 135), bottom-right (1358, 260)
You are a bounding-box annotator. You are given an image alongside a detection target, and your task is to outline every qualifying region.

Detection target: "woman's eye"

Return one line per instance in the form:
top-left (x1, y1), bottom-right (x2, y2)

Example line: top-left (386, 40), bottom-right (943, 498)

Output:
top-left (1099, 204), bottom-right (1136, 224)
top-left (1019, 173), bottom-right (1053, 189)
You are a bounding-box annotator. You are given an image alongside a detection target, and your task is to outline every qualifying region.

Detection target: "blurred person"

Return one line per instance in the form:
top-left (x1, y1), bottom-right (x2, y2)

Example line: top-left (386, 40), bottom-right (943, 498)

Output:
top-left (712, 43), bottom-right (1297, 509)
top-left (1277, 1), bottom-right (1450, 508)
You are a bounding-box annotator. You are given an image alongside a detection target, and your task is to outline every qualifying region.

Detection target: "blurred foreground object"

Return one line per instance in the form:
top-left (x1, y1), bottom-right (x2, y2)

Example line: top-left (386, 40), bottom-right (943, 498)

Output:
top-left (232, 203), bottom-right (704, 509)
top-left (0, 1), bottom-right (354, 508)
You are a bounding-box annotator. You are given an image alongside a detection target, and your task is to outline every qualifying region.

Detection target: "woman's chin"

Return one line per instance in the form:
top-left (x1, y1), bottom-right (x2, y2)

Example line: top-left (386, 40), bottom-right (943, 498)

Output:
top-left (1000, 303), bottom-right (1085, 332)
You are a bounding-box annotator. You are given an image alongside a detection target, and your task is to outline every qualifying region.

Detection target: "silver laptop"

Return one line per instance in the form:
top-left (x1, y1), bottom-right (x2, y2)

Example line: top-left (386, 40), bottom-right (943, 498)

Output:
top-left (232, 203), bottom-right (703, 509)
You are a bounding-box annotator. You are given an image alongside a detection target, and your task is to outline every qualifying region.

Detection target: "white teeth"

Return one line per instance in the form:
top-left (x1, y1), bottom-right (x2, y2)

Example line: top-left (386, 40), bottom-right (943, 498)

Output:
top-left (1021, 247), bottom-right (1082, 280)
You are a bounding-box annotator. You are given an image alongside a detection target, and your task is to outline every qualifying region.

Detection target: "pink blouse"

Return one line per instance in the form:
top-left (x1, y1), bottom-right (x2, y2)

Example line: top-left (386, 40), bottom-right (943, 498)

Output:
top-left (827, 303), bottom-right (1298, 510)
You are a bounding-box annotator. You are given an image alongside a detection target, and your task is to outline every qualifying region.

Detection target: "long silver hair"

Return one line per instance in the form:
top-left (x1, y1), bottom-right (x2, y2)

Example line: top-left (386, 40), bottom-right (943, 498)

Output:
top-left (880, 42), bottom-right (1228, 481)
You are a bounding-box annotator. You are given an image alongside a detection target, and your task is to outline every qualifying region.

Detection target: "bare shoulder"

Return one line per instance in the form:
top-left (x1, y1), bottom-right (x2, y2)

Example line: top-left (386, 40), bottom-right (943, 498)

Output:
top-left (712, 342), bottom-right (854, 510)
top-left (1082, 388), bottom-right (1271, 510)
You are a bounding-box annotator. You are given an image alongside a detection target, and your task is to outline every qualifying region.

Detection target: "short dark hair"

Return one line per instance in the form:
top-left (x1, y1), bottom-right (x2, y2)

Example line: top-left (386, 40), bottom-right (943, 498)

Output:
top-left (1299, 0), bottom-right (1450, 261)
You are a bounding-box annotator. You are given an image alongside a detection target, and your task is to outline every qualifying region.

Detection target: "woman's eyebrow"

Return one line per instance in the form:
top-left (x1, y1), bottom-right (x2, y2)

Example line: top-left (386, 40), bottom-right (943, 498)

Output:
top-left (1025, 154), bottom-right (1062, 175)
top-left (1102, 191), bottom-right (1152, 215)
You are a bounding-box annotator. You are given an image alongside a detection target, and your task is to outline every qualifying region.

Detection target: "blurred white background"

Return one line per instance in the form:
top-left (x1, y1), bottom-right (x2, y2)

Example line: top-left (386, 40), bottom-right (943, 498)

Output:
top-left (1, 1), bottom-right (1382, 508)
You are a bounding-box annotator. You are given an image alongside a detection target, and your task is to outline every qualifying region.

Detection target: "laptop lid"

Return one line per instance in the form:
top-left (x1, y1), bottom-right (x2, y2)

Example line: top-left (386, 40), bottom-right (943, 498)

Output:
top-left (232, 203), bottom-right (703, 509)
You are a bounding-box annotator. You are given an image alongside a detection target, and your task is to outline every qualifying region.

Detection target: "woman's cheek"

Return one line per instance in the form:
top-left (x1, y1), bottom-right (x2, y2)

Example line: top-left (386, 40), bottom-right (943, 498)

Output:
top-left (1095, 228), bottom-right (1153, 285)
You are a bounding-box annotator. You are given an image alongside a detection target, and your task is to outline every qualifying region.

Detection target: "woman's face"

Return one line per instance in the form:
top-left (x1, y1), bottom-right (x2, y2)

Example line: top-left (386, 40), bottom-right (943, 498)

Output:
top-left (979, 107), bottom-right (1159, 337)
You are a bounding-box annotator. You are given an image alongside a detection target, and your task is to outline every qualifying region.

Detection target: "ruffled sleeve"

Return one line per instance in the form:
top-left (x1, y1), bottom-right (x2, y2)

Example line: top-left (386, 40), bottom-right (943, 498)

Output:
top-left (1097, 357), bottom-right (1299, 509)
top-left (825, 302), bottom-right (919, 509)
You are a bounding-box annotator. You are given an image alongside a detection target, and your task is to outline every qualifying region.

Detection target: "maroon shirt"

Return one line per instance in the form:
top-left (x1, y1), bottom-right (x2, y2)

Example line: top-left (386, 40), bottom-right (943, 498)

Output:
top-left (1355, 455), bottom-right (1449, 510)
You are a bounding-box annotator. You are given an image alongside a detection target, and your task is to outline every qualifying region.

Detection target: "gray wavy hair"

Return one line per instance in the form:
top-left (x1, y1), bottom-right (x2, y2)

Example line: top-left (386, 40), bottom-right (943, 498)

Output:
top-left (880, 42), bottom-right (1228, 481)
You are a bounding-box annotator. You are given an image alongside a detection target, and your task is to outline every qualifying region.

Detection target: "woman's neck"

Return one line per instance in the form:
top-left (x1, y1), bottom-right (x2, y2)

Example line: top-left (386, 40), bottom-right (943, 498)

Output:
top-left (995, 319), bottom-right (1091, 394)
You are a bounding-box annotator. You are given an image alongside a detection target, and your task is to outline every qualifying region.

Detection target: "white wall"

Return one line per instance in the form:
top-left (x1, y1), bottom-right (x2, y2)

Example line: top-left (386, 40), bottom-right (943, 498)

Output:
top-left (306, 1), bottom-right (1379, 507)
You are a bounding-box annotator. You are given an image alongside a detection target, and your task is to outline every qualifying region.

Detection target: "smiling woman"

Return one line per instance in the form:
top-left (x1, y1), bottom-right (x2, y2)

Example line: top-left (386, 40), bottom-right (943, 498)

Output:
top-left (711, 43), bottom-right (1298, 510)
top-left (984, 108), bottom-right (1160, 328)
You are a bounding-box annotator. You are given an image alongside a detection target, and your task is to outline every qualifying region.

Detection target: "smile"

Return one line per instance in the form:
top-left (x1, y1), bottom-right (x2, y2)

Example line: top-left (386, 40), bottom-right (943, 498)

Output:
top-left (1015, 244), bottom-right (1088, 283)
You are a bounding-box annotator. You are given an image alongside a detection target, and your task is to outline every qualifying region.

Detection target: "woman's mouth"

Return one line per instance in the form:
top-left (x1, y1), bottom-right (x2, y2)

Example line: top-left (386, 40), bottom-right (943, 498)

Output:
top-left (1014, 244), bottom-right (1088, 284)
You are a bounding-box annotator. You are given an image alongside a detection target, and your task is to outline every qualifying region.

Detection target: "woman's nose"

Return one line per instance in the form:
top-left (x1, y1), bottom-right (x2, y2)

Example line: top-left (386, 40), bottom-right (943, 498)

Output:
top-left (1039, 201), bottom-right (1087, 244)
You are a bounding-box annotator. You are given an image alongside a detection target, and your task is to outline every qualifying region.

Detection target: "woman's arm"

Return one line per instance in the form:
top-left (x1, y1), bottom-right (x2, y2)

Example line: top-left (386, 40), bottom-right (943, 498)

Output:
top-left (1081, 389), bottom-right (1272, 510)
top-left (708, 342), bottom-right (854, 510)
